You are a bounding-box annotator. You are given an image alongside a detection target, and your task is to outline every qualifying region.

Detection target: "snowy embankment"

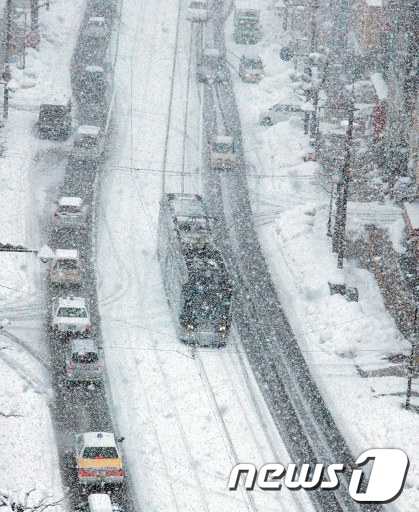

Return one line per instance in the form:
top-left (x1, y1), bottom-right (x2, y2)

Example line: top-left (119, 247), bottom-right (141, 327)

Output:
top-left (0, 0), bottom-right (84, 505)
top-left (96, 0), bottom-right (314, 511)
top-left (226, 2), bottom-right (418, 511)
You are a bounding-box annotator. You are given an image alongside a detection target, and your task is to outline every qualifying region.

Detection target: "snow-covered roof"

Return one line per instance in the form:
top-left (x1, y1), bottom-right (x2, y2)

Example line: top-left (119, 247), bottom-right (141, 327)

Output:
top-left (59, 196), bottom-right (82, 207)
top-left (71, 338), bottom-right (97, 354)
top-left (85, 65), bottom-right (104, 73)
top-left (403, 202), bottom-right (419, 231)
top-left (55, 249), bottom-right (79, 260)
top-left (370, 73), bottom-right (388, 101)
top-left (77, 125), bottom-right (101, 136)
top-left (213, 135), bottom-right (234, 144)
top-left (56, 296), bottom-right (86, 308)
top-left (81, 432), bottom-right (117, 447)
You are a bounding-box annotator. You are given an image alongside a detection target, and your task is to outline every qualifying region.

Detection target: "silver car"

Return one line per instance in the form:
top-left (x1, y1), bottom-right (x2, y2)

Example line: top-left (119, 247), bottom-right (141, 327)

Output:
top-left (53, 197), bottom-right (88, 229)
top-left (239, 54), bottom-right (264, 83)
top-left (259, 103), bottom-right (304, 126)
top-left (66, 339), bottom-right (102, 382)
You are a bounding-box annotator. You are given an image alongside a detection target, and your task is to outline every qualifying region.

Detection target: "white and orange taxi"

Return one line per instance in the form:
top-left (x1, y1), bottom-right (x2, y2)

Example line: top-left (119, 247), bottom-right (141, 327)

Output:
top-left (75, 432), bottom-right (124, 486)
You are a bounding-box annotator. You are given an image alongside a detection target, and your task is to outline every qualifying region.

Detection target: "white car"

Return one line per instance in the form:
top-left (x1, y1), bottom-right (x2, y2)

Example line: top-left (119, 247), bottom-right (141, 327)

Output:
top-left (84, 17), bottom-right (109, 38)
top-left (259, 103), bottom-right (304, 126)
top-left (52, 296), bottom-right (91, 334)
top-left (53, 197), bottom-right (88, 229)
top-left (187, 0), bottom-right (208, 22)
top-left (65, 338), bottom-right (102, 383)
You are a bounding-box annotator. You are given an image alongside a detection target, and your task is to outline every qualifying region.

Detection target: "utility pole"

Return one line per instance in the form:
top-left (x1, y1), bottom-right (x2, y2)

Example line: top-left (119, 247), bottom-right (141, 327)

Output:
top-left (3, 0), bottom-right (12, 119)
top-left (406, 305), bottom-right (418, 410)
top-left (333, 100), bottom-right (355, 268)
top-left (31, 0), bottom-right (39, 31)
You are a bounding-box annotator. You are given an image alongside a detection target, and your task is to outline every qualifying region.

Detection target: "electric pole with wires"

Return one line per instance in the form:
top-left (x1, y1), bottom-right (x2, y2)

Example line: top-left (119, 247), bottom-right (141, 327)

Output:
top-left (3, 0), bottom-right (13, 119)
top-left (332, 99), bottom-right (355, 269)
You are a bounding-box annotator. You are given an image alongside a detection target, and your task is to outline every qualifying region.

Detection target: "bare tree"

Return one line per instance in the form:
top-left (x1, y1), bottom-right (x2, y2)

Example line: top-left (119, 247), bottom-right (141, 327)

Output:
top-left (0, 489), bottom-right (63, 512)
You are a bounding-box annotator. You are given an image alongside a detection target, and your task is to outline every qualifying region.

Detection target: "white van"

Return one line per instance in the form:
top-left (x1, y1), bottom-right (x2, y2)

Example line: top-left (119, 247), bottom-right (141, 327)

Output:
top-left (88, 494), bottom-right (113, 512)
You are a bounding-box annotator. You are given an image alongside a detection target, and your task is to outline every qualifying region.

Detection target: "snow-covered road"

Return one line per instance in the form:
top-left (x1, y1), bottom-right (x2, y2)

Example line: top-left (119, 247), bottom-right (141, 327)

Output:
top-left (96, 0), bottom-right (313, 510)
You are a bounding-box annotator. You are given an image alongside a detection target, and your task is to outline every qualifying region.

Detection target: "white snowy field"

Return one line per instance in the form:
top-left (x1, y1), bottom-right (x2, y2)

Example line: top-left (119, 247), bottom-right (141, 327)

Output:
top-left (96, 0), bottom-right (314, 510)
top-left (225, 2), bottom-right (419, 511)
top-left (0, 0), bottom-right (84, 506)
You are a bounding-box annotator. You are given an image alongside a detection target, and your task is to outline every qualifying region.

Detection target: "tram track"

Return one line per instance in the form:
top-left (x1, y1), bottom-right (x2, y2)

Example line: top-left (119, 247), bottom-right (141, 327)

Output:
top-left (198, 2), bottom-right (384, 511)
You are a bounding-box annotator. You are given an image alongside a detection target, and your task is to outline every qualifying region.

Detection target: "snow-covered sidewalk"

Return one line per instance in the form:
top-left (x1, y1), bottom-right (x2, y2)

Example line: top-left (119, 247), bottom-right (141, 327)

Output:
top-left (225, 2), bottom-right (418, 510)
top-left (0, 0), bottom-right (84, 505)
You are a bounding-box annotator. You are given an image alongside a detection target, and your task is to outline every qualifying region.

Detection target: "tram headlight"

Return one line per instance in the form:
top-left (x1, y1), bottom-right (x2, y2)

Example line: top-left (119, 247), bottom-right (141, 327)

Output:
top-left (219, 326), bottom-right (227, 332)
top-left (187, 324), bottom-right (194, 330)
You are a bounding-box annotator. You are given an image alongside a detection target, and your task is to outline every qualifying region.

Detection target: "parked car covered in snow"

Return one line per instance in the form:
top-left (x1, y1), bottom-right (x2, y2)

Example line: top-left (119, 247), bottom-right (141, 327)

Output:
top-left (84, 17), bottom-right (109, 39)
top-left (187, 0), bottom-right (209, 22)
top-left (75, 432), bottom-right (124, 486)
top-left (210, 135), bottom-right (236, 170)
top-left (72, 125), bottom-right (104, 161)
top-left (239, 53), bottom-right (264, 83)
top-left (52, 296), bottom-right (91, 334)
top-left (53, 197), bottom-right (89, 229)
top-left (65, 338), bottom-right (102, 383)
top-left (197, 49), bottom-right (229, 83)
top-left (50, 249), bottom-right (82, 286)
top-left (259, 103), bottom-right (304, 126)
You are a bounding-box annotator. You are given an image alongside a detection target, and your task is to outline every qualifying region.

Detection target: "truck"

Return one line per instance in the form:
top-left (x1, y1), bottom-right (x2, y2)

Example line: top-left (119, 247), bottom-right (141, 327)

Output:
top-left (37, 98), bottom-right (72, 141)
top-left (233, 1), bottom-right (261, 44)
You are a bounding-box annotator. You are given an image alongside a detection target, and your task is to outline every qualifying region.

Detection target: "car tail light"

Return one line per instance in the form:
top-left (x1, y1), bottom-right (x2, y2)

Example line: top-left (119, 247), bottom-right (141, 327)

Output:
top-left (86, 325), bottom-right (91, 332)
top-left (106, 468), bottom-right (124, 477)
top-left (96, 366), bottom-right (101, 371)
top-left (78, 468), bottom-right (96, 477)
top-left (67, 364), bottom-right (74, 370)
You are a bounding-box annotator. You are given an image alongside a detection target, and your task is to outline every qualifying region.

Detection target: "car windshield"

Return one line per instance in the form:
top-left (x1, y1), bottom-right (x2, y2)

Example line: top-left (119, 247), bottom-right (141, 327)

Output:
top-left (244, 58), bottom-right (262, 69)
top-left (72, 352), bottom-right (99, 364)
top-left (213, 142), bottom-right (233, 153)
top-left (59, 205), bottom-right (81, 214)
top-left (82, 447), bottom-right (118, 459)
top-left (57, 307), bottom-right (87, 318)
top-left (55, 259), bottom-right (79, 271)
